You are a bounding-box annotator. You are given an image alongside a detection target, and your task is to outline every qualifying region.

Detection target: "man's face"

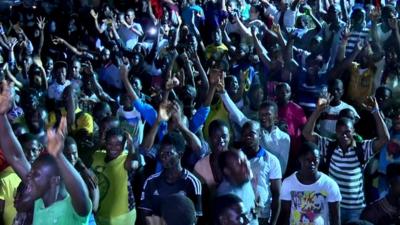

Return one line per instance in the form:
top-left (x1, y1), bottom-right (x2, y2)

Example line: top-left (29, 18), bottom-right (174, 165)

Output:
top-left (24, 161), bottom-right (54, 203)
top-left (159, 144), bottom-right (180, 169)
top-left (241, 124), bottom-right (259, 151)
top-left (259, 106), bottom-right (276, 129)
top-left (226, 77), bottom-right (239, 98)
top-left (45, 59), bottom-right (54, 72)
top-left (299, 149), bottom-right (320, 173)
top-left (210, 126), bottom-right (230, 153)
top-left (106, 135), bottom-right (124, 160)
top-left (72, 61), bottom-right (81, 77)
top-left (56, 67), bottom-right (67, 84)
top-left (126, 11), bottom-right (135, 24)
top-left (132, 78), bottom-right (142, 93)
top-left (26, 110), bottom-right (46, 134)
top-left (376, 89), bottom-right (391, 108)
top-left (14, 183), bottom-right (35, 212)
top-left (65, 144), bottom-right (79, 166)
top-left (102, 49), bottom-right (111, 62)
top-left (224, 151), bottom-right (252, 185)
top-left (336, 123), bottom-right (354, 147)
top-left (276, 85), bottom-right (291, 104)
top-left (22, 139), bottom-right (41, 164)
top-left (329, 81), bottom-right (344, 102)
top-left (220, 202), bottom-right (250, 225)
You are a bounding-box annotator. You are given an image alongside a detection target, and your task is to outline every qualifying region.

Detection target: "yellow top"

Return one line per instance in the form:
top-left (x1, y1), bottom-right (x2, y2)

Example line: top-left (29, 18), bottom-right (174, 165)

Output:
top-left (0, 167), bottom-right (21, 225)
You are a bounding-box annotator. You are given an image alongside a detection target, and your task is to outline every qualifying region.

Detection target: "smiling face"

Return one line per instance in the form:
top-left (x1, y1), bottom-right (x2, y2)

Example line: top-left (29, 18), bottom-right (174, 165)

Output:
top-left (209, 126), bottom-right (230, 153)
top-left (24, 156), bottom-right (59, 204)
top-left (336, 121), bottom-right (355, 147)
top-left (259, 105), bottom-right (276, 129)
top-left (105, 134), bottom-right (124, 160)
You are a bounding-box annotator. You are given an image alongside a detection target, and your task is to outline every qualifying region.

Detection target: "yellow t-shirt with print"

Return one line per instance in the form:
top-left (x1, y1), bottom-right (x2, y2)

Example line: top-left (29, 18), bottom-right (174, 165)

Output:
top-left (92, 151), bottom-right (136, 225)
top-left (346, 62), bottom-right (376, 107)
top-left (0, 167), bottom-right (21, 225)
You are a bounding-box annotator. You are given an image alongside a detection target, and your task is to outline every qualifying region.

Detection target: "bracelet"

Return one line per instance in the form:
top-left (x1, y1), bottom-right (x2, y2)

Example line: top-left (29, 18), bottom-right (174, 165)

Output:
top-left (371, 107), bottom-right (379, 114)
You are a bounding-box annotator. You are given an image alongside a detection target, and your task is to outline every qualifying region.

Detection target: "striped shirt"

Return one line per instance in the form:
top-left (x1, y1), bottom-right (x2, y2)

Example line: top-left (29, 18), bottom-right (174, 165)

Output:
top-left (318, 137), bottom-right (374, 209)
top-left (345, 27), bottom-right (370, 56)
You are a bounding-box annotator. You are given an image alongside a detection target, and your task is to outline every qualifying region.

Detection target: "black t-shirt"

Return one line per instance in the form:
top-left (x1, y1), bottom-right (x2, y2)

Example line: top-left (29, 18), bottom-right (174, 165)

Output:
top-left (139, 169), bottom-right (203, 216)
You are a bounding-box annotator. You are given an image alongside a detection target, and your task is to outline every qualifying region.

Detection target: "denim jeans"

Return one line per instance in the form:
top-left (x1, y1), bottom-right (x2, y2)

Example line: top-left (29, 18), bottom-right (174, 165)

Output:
top-left (341, 208), bottom-right (363, 224)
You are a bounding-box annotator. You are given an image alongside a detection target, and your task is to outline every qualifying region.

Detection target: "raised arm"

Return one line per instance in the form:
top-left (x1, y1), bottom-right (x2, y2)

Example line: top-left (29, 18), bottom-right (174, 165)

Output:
top-left (302, 97), bottom-right (330, 143)
top-left (123, 132), bottom-right (142, 171)
top-left (36, 17), bottom-right (46, 57)
top-left (217, 69), bottom-right (249, 127)
top-left (0, 81), bottom-right (30, 179)
top-left (252, 27), bottom-right (274, 69)
top-left (363, 96), bottom-right (390, 153)
top-left (327, 39), bottom-right (362, 81)
top-left (52, 36), bottom-right (84, 56)
top-left (90, 9), bottom-right (106, 34)
top-left (47, 117), bottom-right (91, 217)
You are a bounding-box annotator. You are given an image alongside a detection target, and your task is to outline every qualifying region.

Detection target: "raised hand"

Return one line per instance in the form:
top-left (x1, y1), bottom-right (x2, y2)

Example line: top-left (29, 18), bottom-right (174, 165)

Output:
top-left (0, 80), bottom-right (14, 115)
top-left (52, 36), bottom-right (64, 45)
top-left (165, 77), bottom-right (180, 91)
top-left (90, 9), bottom-right (99, 20)
top-left (158, 101), bottom-right (171, 122)
top-left (316, 93), bottom-right (332, 112)
top-left (47, 117), bottom-right (68, 158)
top-left (362, 96), bottom-right (379, 112)
top-left (36, 17), bottom-right (46, 30)
top-left (8, 37), bottom-right (18, 49)
top-left (124, 131), bottom-right (134, 150)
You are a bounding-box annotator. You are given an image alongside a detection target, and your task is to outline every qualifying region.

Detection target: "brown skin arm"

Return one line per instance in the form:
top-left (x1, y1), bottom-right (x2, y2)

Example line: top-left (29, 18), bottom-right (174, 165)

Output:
top-left (328, 201), bottom-right (340, 225)
top-left (279, 200), bottom-right (291, 225)
top-left (270, 179), bottom-right (281, 225)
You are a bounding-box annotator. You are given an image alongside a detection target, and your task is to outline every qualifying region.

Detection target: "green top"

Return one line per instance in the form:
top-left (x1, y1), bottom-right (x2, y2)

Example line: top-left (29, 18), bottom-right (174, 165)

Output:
top-left (33, 194), bottom-right (91, 225)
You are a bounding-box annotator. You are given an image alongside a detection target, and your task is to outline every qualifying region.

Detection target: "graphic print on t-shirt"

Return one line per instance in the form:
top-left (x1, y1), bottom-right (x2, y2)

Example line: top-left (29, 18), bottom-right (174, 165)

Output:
top-left (290, 191), bottom-right (327, 225)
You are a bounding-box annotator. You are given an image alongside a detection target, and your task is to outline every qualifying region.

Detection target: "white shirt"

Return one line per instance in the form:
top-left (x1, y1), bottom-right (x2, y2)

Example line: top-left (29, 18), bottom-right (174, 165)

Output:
top-left (281, 172), bottom-right (342, 225)
top-left (220, 92), bottom-right (291, 174)
top-left (48, 80), bottom-right (71, 101)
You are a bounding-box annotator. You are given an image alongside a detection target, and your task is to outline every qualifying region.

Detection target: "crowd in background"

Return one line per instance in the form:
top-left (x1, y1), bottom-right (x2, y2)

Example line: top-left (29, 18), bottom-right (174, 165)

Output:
top-left (0, 0), bottom-right (400, 224)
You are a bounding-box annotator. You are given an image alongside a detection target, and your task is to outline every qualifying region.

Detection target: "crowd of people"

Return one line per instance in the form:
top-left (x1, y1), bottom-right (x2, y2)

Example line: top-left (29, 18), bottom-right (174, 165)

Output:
top-left (0, 0), bottom-right (400, 224)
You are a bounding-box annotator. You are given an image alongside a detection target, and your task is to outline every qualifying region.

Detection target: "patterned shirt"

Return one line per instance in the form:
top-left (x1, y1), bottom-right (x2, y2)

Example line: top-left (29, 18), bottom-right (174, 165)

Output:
top-left (318, 137), bottom-right (374, 209)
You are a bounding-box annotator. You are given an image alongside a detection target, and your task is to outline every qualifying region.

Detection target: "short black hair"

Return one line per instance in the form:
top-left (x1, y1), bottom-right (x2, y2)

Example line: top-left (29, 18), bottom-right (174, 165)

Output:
top-left (208, 119), bottom-right (229, 138)
top-left (336, 117), bottom-right (354, 129)
top-left (298, 142), bottom-right (319, 159)
top-left (259, 100), bottom-right (278, 113)
top-left (161, 132), bottom-right (186, 155)
top-left (105, 127), bottom-right (124, 141)
top-left (34, 154), bottom-right (60, 177)
top-left (160, 194), bottom-right (196, 225)
top-left (64, 136), bottom-right (77, 147)
top-left (212, 194), bottom-right (243, 225)
top-left (18, 133), bottom-right (38, 144)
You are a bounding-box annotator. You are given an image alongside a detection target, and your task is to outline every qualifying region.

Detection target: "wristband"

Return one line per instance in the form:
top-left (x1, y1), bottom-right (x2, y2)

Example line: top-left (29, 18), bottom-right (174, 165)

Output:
top-left (371, 107), bottom-right (379, 114)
